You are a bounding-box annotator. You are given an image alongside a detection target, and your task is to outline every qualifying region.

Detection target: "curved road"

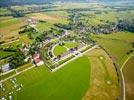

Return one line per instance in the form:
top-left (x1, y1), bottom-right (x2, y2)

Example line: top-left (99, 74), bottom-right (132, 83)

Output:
top-left (99, 45), bottom-right (125, 100)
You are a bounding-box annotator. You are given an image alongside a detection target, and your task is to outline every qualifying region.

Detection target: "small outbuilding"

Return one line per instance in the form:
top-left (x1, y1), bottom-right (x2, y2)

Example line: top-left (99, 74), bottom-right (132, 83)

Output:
top-left (32, 54), bottom-right (44, 66)
top-left (1, 63), bottom-right (11, 72)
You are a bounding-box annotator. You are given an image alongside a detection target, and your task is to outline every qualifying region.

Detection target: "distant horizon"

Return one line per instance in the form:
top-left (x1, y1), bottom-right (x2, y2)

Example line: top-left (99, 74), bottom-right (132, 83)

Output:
top-left (0, 0), bottom-right (134, 7)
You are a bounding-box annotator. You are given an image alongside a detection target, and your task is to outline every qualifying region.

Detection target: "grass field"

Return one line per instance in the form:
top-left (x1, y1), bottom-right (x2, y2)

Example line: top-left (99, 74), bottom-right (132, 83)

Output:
top-left (0, 70), bottom-right (16, 80)
top-left (0, 8), bottom-right (12, 16)
top-left (36, 21), bottom-right (53, 32)
top-left (0, 50), bottom-right (15, 59)
top-left (27, 11), bottom-right (69, 24)
top-left (65, 42), bottom-right (78, 48)
top-left (27, 11), bottom-right (69, 34)
top-left (83, 48), bottom-right (119, 100)
top-left (90, 31), bottom-right (134, 67)
top-left (80, 10), bottom-right (134, 26)
top-left (53, 42), bottom-right (78, 56)
top-left (19, 34), bottom-right (32, 44)
top-left (0, 56), bottom-right (91, 100)
top-left (53, 45), bottom-right (67, 56)
top-left (0, 16), bottom-right (25, 43)
top-left (123, 55), bottom-right (134, 100)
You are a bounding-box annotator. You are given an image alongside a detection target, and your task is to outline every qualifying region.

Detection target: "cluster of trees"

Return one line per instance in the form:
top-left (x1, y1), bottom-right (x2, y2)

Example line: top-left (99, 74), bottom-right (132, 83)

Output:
top-left (54, 23), bottom-right (72, 30)
top-left (127, 42), bottom-right (134, 55)
top-left (117, 19), bottom-right (134, 33)
top-left (6, 7), bottom-right (24, 17)
top-left (9, 50), bottom-right (25, 69)
top-left (19, 26), bottom-right (37, 34)
top-left (35, 28), bottom-right (64, 43)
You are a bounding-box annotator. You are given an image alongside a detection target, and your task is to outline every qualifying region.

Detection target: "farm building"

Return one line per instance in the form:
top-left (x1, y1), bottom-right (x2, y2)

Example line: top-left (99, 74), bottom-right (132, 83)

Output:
top-left (32, 54), bottom-right (44, 66)
top-left (1, 63), bottom-right (11, 72)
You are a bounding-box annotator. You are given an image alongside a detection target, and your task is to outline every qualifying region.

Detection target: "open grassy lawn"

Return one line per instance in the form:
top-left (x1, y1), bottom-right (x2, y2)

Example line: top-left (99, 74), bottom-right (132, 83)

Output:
top-left (53, 42), bottom-right (78, 56)
top-left (81, 10), bottom-right (134, 26)
top-left (0, 40), bottom-right (21, 49)
top-left (0, 8), bottom-right (12, 16)
top-left (0, 56), bottom-right (91, 100)
top-left (91, 31), bottom-right (134, 67)
top-left (0, 16), bottom-right (25, 43)
top-left (0, 50), bottom-right (15, 59)
top-left (27, 11), bottom-right (69, 24)
top-left (53, 45), bottom-right (67, 56)
top-left (19, 34), bottom-right (32, 44)
top-left (65, 42), bottom-right (78, 48)
top-left (36, 21), bottom-right (53, 32)
top-left (123, 55), bottom-right (134, 100)
top-left (0, 70), bottom-right (16, 80)
top-left (0, 18), bottom-right (22, 28)
top-left (83, 48), bottom-right (119, 100)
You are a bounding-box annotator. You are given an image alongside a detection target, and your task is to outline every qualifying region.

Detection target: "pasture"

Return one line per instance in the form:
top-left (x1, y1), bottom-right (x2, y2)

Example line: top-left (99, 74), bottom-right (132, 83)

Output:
top-left (83, 48), bottom-right (119, 100)
top-left (53, 42), bottom-right (78, 56)
top-left (0, 16), bottom-right (25, 43)
top-left (0, 50), bottom-right (15, 59)
top-left (27, 11), bottom-right (69, 24)
top-left (123, 55), bottom-right (134, 100)
top-left (53, 45), bottom-right (67, 56)
top-left (90, 32), bottom-right (134, 67)
top-left (80, 10), bottom-right (134, 26)
top-left (0, 56), bottom-right (91, 100)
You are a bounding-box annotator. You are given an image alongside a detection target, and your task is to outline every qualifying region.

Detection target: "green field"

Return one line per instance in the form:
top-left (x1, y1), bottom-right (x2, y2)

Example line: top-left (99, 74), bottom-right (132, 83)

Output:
top-left (36, 22), bottom-right (53, 32)
top-left (53, 42), bottom-right (78, 56)
top-left (79, 10), bottom-right (134, 26)
top-left (65, 42), bottom-right (78, 48)
top-left (0, 50), bottom-right (15, 59)
top-left (84, 48), bottom-right (119, 100)
top-left (0, 18), bottom-right (22, 28)
top-left (0, 16), bottom-right (25, 43)
top-left (123, 55), bottom-right (134, 100)
top-left (27, 11), bottom-right (69, 25)
top-left (0, 56), bottom-right (91, 100)
top-left (0, 8), bottom-right (12, 16)
top-left (53, 45), bottom-right (67, 56)
top-left (91, 32), bottom-right (134, 67)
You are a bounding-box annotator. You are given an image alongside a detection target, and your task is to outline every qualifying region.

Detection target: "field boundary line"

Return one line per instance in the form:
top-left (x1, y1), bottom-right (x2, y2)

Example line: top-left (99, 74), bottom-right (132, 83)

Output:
top-left (1, 65), bottom-right (35, 83)
top-left (99, 45), bottom-right (125, 100)
top-left (120, 54), bottom-right (134, 70)
top-left (1, 39), bottom-right (19, 46)
top-left (0, 69), bottom-right (15, 76)
top-left (120, 54), bottom-right (134, 100)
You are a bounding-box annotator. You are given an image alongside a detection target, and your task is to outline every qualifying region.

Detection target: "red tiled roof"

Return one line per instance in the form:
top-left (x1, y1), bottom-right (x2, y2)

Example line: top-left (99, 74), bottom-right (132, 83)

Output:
top-left (33, 54), bottom-right (39, 59)
top-left (34, 58), bottom-right (41, 64)
top-left (33, 54), bottom-right (41, 64)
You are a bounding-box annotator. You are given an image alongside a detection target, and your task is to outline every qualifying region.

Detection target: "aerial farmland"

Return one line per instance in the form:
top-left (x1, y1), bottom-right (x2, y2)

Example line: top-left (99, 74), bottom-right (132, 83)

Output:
top-left (0, 0), bottom-right (134, 100)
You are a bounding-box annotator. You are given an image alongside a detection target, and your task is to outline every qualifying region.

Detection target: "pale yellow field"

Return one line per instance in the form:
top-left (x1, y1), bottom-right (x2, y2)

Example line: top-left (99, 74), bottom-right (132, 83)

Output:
top-left (83, 48), bottom-right (119, 100)
top-left (0, 17), bottom-right (25, 43)
top-left (27, 12), bottom-right (69, 24)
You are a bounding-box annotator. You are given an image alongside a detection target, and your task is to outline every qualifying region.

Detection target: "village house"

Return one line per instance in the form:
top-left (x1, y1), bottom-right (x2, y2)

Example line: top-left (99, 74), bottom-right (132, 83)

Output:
top-left (32, 54), bottom-right (44, 66)
top-left (1, 63), bottom-right (11, 72)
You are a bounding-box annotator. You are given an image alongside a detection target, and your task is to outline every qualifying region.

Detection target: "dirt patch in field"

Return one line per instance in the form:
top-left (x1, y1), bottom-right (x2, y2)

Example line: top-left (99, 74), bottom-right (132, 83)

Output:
top-left (82, 48), bottom-right (120, 100)
top-left (123, 55), bottom-right (134, 100)
top-left (0, 22), bottom-right (25, 42)
top-left (29, 13), bottom-right (58, 21)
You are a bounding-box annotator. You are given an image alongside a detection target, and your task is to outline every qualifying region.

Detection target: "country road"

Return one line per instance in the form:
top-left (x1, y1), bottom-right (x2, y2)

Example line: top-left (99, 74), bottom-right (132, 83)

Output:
top-left (99, 45), bottom-right (125, 100)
